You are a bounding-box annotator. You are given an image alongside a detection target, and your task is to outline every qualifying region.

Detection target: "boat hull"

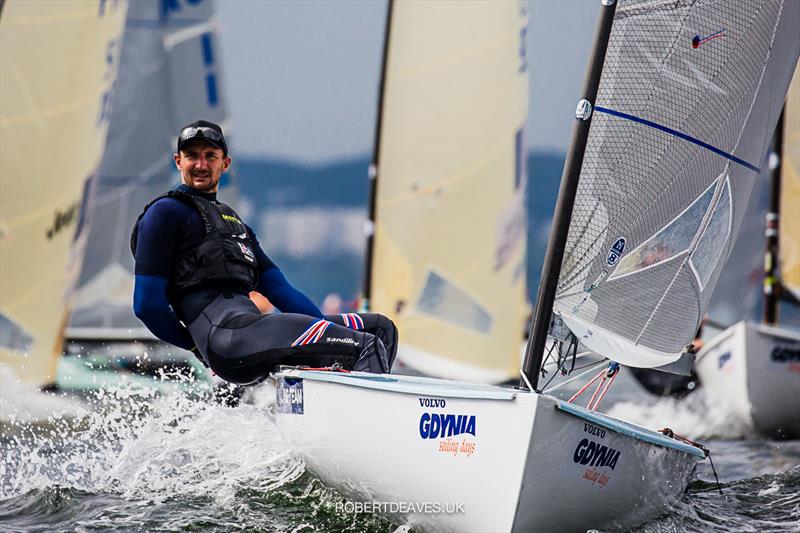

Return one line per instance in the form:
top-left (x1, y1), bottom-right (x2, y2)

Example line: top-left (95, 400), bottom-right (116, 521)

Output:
top-left (696, 321), bottom-right (800, 438)
top-left (273, 370), bottom-right (700, 532)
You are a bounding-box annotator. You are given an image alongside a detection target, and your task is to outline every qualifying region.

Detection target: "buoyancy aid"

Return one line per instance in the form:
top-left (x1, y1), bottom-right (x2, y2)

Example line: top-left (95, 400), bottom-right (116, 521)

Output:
top-left (131, 190), bottom-right (258, 299)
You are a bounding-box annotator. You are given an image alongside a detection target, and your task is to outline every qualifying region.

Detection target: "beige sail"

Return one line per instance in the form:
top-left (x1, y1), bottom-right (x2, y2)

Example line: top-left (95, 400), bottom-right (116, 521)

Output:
top-left (781, 64), bottom-right (800, 301)
top-left (371, 1), bottom-right (529, 383)
top-left (0, 0), bottom-right (128, 385)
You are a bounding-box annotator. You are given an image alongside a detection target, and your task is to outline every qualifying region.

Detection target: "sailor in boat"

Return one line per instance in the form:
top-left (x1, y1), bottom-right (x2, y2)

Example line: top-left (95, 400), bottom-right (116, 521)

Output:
top-left (130, 121), bottom-right (397, 385)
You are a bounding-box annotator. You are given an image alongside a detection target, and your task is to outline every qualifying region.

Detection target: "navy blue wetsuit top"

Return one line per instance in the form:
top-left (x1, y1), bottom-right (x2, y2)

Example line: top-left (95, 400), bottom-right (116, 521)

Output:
top-left (133, 184), bottom-right (323, 350)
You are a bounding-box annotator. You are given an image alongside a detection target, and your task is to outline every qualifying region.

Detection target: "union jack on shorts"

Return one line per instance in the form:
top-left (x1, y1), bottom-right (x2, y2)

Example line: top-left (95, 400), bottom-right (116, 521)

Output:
top-left (291, 319), bottom-right (332, 347)
top-left (340, 313), bottom-right (364, 330)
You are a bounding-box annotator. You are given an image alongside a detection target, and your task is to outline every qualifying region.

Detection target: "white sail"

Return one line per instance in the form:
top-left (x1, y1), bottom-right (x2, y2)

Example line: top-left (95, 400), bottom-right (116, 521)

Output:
top-left (554, 0), bottom-right (800, 368)
top-left (371, 1), bottom-right (529, 383)
top-left (780, 64), bottom-right (800, 302)
top-left (0, 0), bottom-right (128, 385)
top-left (68, 0), bottom-right (231, 335)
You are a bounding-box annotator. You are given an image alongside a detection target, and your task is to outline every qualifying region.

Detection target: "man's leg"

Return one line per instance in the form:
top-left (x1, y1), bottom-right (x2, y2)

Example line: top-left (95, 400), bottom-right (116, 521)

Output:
top-left (188, 295), bottom-right (390, 384)
top-left (326, 313), bottom-right (398, 370)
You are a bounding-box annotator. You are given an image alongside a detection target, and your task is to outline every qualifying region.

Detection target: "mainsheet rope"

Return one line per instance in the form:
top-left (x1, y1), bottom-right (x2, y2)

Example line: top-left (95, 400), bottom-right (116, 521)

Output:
top-left (660, 427), bottom-right (723, 494)
top-left (567, 362), bottom-right (619, 410)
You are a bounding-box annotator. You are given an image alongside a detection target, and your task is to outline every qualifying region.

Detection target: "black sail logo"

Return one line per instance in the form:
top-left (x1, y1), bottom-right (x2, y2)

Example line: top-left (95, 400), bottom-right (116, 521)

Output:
top-left (46, 202), bottom-right (80, 240)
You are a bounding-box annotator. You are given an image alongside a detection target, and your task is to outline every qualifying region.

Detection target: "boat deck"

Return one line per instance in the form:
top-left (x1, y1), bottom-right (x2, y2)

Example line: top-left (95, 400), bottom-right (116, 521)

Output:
top-left (282, 369), bottom-right (521, 400)
top-left (557, 401), bottom-right (706, 457)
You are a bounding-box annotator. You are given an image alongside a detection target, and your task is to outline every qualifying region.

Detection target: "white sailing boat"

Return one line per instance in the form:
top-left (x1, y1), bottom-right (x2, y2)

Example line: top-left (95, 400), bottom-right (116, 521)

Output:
top-left (360, 0), bottom-right (529, 384)
top-left (58, 0), bottom-right (232, 392)
top-left (695, 64), bottom-right (800, 439)
top-left (273, 1), bottom-right (799, 531)
top-left (0, 0), bottom-right (128, 397)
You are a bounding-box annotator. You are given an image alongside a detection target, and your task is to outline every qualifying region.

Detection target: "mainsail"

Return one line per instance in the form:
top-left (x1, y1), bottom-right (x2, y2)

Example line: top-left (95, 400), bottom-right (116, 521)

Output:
top-left (0, 0), bottom-right (128, 385)
top-left (68, 0), bottom-right (231, 335)
top-left (779, 64), bottom-right (800, 302)
top-left (551, 0), bottom-right (800, 368)
top-left (367, 1), bottom-right (529, 383)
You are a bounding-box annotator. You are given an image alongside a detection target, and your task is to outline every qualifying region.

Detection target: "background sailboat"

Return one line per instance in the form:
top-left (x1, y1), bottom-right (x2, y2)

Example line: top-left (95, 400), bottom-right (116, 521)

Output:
top-left (58, 0), bottom-right (232, 392)
top-left (363, 0), bottom-right (530, 384)
top-left (0, 0), bottom-right (128, 400)
top-left (695, 64), bottom-right (800, 439)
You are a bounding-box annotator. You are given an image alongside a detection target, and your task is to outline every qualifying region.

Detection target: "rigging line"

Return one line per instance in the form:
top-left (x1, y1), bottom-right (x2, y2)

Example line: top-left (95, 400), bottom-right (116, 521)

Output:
top-left (537, 341), bottom-right (561, 392)
top-left (587, 365), bottom-right (618, 411)
top-left (594, 106), bottom-right (761, 173)
top-left (541, 350), bottom-right (595, 369)
top-left (543, 358), bottom-right (607, 395)
top-left (540, 354), bottom-right (562, 392)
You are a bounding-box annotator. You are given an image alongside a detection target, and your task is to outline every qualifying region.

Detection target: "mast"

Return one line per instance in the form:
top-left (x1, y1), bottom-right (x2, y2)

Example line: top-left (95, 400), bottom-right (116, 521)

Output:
top-left (521, 0), bottom-right (617, 390)
top-left (763, 111), bottom-right (784, 325)
top-left (361, 0), bottom-right (394, 311)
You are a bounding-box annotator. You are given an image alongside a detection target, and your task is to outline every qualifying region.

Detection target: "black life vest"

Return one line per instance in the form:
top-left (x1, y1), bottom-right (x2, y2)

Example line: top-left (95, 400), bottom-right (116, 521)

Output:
top-left (130, 190), bottom-right (258, 298)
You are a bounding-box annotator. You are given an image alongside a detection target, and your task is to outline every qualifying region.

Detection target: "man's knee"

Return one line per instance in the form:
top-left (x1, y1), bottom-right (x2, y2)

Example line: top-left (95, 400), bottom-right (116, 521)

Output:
top-left (355, 334), bottom-right (390, 373)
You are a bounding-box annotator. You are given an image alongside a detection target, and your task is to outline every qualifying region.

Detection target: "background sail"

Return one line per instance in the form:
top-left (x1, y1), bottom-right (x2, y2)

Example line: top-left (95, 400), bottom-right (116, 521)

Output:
top-left (0, 0), bottom-right (128, 385)
top-left (371, 1), bottom-right (529, 383)
top-left (780, 64), bottom-right (800, 302)
top-left (554, 0), bottom-right (800, 368)
top-left (68, 0), bottom-right (231, 335)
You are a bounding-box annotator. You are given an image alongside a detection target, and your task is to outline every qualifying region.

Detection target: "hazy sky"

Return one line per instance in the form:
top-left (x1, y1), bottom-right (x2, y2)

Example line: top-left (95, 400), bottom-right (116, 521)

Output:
top-left (216, 0), bottom-right (600, 163)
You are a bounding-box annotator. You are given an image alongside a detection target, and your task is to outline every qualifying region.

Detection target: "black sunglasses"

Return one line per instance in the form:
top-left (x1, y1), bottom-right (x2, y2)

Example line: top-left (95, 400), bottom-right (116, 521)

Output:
top-left (179, 126), bottom-right (223, 142)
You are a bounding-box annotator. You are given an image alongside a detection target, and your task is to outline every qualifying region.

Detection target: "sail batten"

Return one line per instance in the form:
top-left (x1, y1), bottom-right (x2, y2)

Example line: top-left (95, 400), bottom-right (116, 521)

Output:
top-left (553, 0), bottom-right (800, 368)
top-left (594, 107), bottom-right (761, 172)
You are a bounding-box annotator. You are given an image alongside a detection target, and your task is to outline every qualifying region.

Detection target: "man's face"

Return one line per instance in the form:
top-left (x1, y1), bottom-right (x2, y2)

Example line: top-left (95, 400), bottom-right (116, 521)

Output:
top-left (174, 140), bottom-right (230, 192)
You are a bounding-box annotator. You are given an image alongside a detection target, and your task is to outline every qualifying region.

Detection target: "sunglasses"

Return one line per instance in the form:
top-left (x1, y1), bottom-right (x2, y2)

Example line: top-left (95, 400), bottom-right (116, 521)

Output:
top-left (179, 126), bottom-right (223, 143)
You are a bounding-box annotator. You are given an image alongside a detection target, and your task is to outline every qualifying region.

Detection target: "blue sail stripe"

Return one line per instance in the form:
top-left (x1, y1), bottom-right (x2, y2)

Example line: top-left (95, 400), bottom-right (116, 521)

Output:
top-left (594, 106), bottom-right (761, 173)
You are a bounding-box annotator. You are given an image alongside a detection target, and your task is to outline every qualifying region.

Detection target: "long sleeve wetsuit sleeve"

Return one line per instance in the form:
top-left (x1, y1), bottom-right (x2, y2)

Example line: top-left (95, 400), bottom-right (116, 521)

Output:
top-left (132, 199), bottom-right (195, 351)
top-left (133, 275), bottom-right (195, 350)
top-left (258, 267), bottom-right (324, 318)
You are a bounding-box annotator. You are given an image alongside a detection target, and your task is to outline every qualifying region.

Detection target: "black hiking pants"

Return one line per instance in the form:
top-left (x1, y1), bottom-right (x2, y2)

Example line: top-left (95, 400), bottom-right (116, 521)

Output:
top-left (187, 293), bottom-right (398, 385)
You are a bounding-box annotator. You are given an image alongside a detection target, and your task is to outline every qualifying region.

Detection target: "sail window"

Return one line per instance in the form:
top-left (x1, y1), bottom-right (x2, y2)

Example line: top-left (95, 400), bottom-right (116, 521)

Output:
top-left (416, 271), bottom-right (492, 334)
top-left (0, 313), bottom-right (34, 353)
top-left (610, 181), bottom-right (717, 279)
top-left (690, 179), bottom-right (732, 290)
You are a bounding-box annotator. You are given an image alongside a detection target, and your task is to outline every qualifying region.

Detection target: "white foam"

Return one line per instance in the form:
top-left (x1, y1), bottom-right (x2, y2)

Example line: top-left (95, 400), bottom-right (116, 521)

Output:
top-left (606, 391), bottom-right (750, 440)
top-left (1, 379), bottom-right (300, 503)
top-left (757, 481), bottom-right (783, 496)
top-left (0, 364), bottom-right (86, 423)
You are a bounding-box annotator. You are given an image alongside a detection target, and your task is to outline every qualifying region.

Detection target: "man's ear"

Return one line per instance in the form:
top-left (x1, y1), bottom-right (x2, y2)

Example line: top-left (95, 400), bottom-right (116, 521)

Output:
top-left (174, 153), bottom-right (181, 169)
top-left (223, 155), bottom-right (232, 172)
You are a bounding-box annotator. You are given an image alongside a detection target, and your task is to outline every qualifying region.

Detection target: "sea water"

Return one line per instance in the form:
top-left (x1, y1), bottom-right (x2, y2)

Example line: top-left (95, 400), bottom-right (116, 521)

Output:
top-left (1, 369), bottom-right (798, 532)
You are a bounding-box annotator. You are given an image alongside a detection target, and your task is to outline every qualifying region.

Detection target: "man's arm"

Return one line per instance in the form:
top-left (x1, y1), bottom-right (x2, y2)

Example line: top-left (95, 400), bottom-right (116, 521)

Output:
top-left (133, 275), bottom-right (195, 350)
top-left (132, 199), bottom-right (195, 350)
top-left (257, 267), bottom-right (323, 318)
